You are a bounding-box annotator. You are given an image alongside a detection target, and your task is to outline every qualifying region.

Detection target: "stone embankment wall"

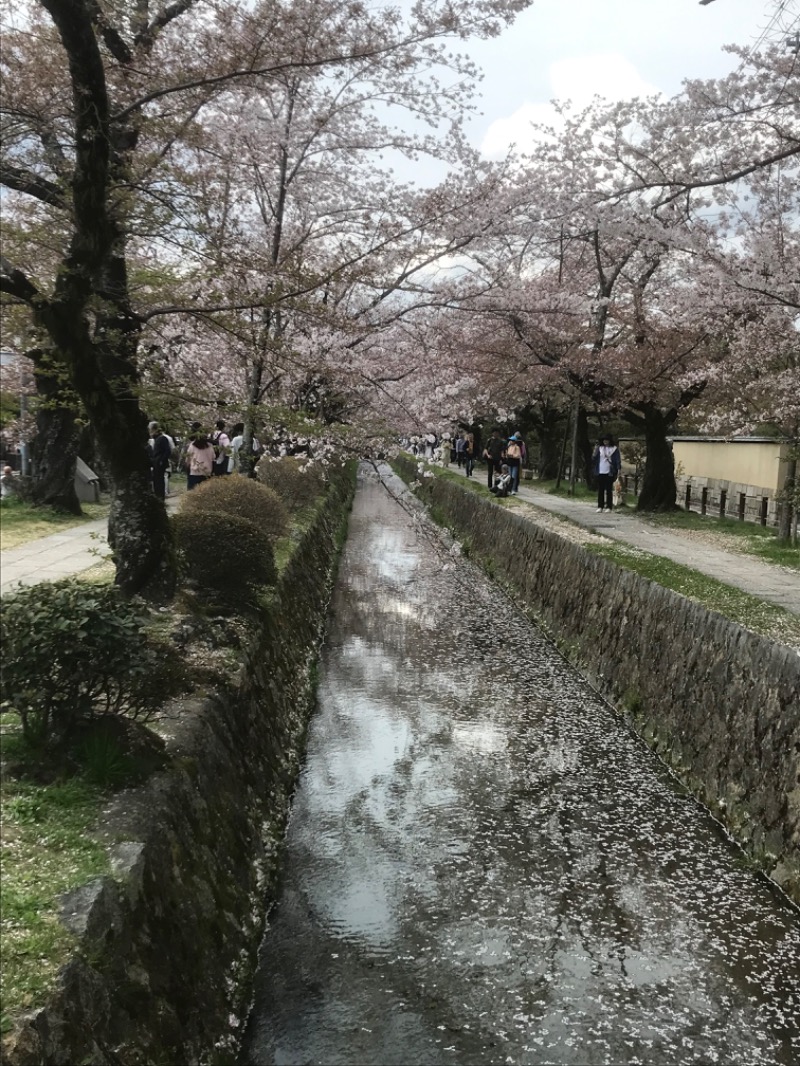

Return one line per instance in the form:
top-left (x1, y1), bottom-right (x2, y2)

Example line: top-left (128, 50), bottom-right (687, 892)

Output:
top-left (4, 467), bottom-right (356, 1066)
top-left (396, 458), bottom-right (800, 904)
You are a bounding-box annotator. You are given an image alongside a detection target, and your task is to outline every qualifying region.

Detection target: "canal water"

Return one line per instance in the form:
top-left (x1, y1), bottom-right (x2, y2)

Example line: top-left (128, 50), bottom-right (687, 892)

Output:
top-left (240, 465), bottom-right (800, 1066)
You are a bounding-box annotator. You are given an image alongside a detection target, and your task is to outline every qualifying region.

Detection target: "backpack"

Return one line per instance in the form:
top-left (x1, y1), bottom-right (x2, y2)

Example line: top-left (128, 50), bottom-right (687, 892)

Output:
top-left (506, 442), bottom-right (521, 460)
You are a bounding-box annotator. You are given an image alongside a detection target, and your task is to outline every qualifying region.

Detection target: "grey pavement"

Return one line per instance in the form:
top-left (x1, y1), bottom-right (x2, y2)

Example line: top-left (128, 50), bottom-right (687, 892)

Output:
top-left (0, 496), bottom-right (180, 597)
top-left (449, 463), bottom-right (800, 616)
top-left (1, 517), bottom-right (111, 596)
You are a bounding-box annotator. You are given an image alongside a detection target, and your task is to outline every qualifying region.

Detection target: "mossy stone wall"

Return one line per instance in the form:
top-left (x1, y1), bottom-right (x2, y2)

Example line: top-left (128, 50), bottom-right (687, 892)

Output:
top-left (3, 466), bottom-right (356, 1066)
top-left (396, 458), bottom-right (800, 904)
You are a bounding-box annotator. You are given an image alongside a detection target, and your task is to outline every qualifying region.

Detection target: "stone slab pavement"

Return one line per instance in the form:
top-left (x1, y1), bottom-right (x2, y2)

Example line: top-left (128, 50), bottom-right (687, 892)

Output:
top-left (1, 517), bottom-right (111, 596)
top-left (0, 496), bottom-right (181, 597)
top-left (447, 463), bottom-right (800, 617)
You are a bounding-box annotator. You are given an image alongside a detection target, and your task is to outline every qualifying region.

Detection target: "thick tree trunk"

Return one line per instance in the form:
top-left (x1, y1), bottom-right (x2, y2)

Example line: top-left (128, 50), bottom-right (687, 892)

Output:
top-left (74, 348), bottom-right (175, 600)
top-left (577, 407), bottom-right (594, 486)
top-left (637, 406), bottom-right (679, 512)
top-left (108, 472), bottom-right (174, 599)
top-left (39, 307), bottom-right (175, 600)
top-left (535, 408), bottom-right (564, 479)
top-left (778, 452), bottom-right (797, 542)
top-left (28, 364), bottom-right (82, 514)
top-left (10, 0), bottom-right (176, 599)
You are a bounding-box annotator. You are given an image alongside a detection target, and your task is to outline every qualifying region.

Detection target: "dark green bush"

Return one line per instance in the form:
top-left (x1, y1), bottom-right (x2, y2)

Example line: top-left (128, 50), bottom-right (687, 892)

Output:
top-left (255, 456), bottom-right (326, 513)
top-left (172, 510), bottom-right (277, 611)
top-left (181, 475), bottom-right (289, 541)
top-left (0, 580), bottom-right (186, 748)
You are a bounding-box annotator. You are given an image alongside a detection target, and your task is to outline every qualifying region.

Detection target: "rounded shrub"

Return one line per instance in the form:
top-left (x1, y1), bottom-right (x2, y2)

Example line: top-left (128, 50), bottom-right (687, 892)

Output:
top-left (255, 456), bottom-right (326, 513)
top-left (172, 510), bottom-right (277, 612)
top-left (181, 475), bottom-right (289, 542)
top-left (0, 579), bottom-right (185, 749)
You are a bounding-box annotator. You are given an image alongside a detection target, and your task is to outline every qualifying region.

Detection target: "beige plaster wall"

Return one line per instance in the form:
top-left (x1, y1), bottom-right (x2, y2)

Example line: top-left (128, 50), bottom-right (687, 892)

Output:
top-left (673, 440), bottom-right (787, 492)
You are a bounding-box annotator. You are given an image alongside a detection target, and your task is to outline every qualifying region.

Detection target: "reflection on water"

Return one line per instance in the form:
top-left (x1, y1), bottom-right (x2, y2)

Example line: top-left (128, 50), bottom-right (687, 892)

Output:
top-left (241, 465), bottom-right (800, 1066)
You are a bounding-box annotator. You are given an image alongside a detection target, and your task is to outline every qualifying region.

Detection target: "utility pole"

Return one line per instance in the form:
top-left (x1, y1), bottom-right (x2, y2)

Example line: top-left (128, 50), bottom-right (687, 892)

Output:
top-left (19, 389), bottom-right (31, 476)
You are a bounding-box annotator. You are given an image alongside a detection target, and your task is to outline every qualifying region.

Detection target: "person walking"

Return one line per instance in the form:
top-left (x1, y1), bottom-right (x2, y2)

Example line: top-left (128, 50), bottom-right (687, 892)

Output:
top-left (186, 430), bottom-right (215, 490)
top-left (483, 428), bottom-right (506, 490)
top-left (505, 433), bottom-right (524, 495)
top-left (455, 433), bottom-right (466, 468)
top-left (463, 432), bottom-right (476, 477)
top-left (148, 421), bottom-right (172, 500)
top-left (211, 420), bottom-right (231, 476)
top-left (593, 434), bottom-right (622, 513)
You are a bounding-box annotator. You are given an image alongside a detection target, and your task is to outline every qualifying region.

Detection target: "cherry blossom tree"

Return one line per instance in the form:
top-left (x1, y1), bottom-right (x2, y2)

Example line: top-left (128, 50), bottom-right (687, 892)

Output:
top-left (0, 0), bottom-right (532, 595)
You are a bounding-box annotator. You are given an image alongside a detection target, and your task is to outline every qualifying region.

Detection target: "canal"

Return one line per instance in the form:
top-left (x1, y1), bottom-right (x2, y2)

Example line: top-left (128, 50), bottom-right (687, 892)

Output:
top-left (240, 465), bottom-right (800, 1066)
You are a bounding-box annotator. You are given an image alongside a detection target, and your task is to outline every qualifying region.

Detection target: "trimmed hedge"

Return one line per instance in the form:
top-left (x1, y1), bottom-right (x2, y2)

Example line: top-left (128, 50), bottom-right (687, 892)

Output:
top-left (255, 456), bottom-right (326, 513)
top-left (181, 475), bottom-right (289, 541)
top-left (172, 510), bottom-right (277, 611)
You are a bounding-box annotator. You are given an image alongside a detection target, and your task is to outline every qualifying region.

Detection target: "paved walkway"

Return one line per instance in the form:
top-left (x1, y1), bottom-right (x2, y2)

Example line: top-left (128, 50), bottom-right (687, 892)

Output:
top-left (2, 476), bottom-right (798, 615)
top-left (0, 497), bottom-right (180, 597)
top-left (1, 518), bottom-right (111, 596)
top-left (449, 464), bottom-right (800, 616)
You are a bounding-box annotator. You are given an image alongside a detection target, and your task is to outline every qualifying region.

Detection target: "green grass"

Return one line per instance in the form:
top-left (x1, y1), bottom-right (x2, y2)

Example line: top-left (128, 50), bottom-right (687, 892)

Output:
top-left (634, 508), bottom-right (799, 570)
top-left (76, 558), bottom-right (116, 585)
top-left (272, 497), bottom-right (330, 574)
top-left (0, 718), bottom-right (110, 1033)
top-left (586, 541), bottom-right (800, 648)
top-left (400, 457), bottom-right (799, 648)
top-left (428, 463), bottom-right (493, 496)
top-left (0, 497), bottom-right (109, 552)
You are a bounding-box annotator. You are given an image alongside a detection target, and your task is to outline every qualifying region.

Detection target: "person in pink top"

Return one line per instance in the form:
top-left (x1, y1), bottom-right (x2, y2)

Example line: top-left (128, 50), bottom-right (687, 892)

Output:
top-left (186, 431), bottom-right (215, 490)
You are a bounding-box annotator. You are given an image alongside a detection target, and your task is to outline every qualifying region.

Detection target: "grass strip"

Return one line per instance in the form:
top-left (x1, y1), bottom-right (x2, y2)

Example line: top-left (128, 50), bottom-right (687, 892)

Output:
top-left (0, 499), bottom-right (109, 552)
top-left (0, 721), bottom-right (110, 1034)
top-left (586, 542), bottom-right (800, 649)
top-left (633, 509), bottom-right (799, 570)
top-left (397, 458), bottom-right (799, 649)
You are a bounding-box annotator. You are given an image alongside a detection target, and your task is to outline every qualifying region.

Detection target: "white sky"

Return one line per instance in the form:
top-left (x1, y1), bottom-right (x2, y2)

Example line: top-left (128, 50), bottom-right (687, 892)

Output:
top-left (463, 0), bottom-right (779, 158)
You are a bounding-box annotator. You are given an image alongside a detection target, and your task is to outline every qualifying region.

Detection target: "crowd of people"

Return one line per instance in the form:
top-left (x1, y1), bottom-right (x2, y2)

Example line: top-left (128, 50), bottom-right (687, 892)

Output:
top-left (148, 418), bottom-right (264, 497)
top-left (404, 427), bottom-right (624, 510)
top-left (148, 418), bottom-right (623, 509)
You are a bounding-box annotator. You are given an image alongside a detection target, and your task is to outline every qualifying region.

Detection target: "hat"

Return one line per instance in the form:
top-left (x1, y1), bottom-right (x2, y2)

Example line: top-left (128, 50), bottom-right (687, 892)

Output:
top-left (513, 432), bottom-right (522, 440)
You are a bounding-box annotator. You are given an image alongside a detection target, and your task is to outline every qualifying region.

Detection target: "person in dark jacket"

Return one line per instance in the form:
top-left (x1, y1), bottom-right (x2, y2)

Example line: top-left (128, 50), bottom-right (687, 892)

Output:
top-left (482, 428), bottom-right (506, 489)
top-left (592, 434), bottom-right (622, 513)
top-left (148, 421), bottom-right (172, 500)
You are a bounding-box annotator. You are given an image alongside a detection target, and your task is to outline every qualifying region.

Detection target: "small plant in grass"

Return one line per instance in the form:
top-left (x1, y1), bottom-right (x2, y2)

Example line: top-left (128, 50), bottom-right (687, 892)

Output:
top-left (0, 580), bottom-right (186, 751)
top-left (181, 475), bottom-right (289, 541)
top-left (172, 510), bottom-right (278, 612)
top-left (255, 456), bottom-right (327, 514)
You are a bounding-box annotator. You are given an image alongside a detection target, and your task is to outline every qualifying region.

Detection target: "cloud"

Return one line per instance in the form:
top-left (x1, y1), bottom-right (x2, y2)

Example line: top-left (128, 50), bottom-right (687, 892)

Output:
top-left (480, 53), bottom-right (662, 158)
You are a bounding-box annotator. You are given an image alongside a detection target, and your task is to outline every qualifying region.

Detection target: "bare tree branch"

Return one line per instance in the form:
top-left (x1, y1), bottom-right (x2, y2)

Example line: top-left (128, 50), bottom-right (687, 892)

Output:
top-left (0, 163), bottom-right (67, 209)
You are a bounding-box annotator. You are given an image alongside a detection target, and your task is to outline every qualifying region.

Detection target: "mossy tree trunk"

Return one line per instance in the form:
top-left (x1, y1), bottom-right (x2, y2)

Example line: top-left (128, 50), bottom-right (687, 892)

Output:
top-left (1, 0), bottom-right (175, 598)
top-left (633, 404), bottom-right (679, 513)
top-left (778, 446), bottom-right (797, 543)
top-left (576, 406), bottom-right (595, 487)
top-left (28, 356), bottom-right (82, 515)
